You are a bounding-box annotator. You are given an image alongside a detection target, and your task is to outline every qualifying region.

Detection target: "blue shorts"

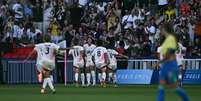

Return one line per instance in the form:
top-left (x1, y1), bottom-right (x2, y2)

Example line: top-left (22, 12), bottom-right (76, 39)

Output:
top-left (159, 60), bottom-right (178, 84)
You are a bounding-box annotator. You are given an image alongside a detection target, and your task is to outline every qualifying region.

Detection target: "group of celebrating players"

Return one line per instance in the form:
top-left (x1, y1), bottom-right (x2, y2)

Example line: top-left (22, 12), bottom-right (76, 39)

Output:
top-left (69, 37), bottom-right (127, 88)
top-left (23, 34), bottom-right (127, 94)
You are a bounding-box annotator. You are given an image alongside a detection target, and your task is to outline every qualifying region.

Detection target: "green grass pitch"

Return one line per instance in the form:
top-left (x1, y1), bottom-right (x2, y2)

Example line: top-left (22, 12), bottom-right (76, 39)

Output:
top-left (0, 84), bottom-right (201, 101)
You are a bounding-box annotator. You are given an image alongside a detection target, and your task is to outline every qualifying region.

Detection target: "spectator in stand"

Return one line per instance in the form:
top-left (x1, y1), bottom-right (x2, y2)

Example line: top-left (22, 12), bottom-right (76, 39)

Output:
top-left (12, 0), bottom-right (24, 23)
top-left (180, 0), bottom-right (191, 16)
top-left (49, 18), bottom-right (61, 43)
top-left (165, 5), bottom-right (176, 22)
top-left (31, 0), bottom-right (43, 31)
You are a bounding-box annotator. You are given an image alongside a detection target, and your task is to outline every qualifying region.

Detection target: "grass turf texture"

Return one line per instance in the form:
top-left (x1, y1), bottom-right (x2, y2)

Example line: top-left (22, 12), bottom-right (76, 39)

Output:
top-left (0, 84), bottom-right (200, 101)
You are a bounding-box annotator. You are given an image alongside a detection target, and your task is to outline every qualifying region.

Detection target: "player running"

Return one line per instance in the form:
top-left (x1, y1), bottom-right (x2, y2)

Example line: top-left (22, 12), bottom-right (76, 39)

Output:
top-left (69, 39), bottom-right (85, 87)
top-left (24, 34), bottom-right (59, 94)
top-left (176, 42), bottom-right (186, 87)
top-left (107, 48), bottom-right (127, 87)
top-left (83, 37), bottom-right (96, 86)
top-left (157, 22), bottom-right (190, 101)
top-left (92, 40), bottom-right (109, 88)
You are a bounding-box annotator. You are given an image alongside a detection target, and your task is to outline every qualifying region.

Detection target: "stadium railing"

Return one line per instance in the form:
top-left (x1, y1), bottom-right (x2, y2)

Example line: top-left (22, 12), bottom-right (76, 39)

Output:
top-left (1, 58), bottom-right (201, 84)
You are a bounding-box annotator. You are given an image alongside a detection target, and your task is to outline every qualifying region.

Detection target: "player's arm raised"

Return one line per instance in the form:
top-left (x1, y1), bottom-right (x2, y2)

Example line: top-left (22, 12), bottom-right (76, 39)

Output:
top-left (24, 49), bottom-right (36, 63)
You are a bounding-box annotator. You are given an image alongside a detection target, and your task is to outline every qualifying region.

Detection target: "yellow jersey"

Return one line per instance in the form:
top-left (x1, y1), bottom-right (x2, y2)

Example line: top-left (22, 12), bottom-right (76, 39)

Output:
top-left (161, 34), bottom-right (177, 56)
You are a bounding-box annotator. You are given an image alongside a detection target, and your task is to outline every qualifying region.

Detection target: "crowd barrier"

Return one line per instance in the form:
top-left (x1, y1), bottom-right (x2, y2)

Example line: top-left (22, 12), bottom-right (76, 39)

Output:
top-left (1, 58), bottom-right (201, 84)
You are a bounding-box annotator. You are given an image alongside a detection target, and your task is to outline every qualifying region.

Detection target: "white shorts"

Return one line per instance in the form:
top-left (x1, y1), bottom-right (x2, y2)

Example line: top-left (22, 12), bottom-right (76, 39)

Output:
top-left (73, 60), bottom-right (84, 68)
top-left (177, 59), bottom-right (183, 66)
top-left (108, 63), bottom-right (117, 70)
top-left (85, 58), bottom-right (94, 67)
top-left (37, 59), bottom-right (55, 72)
top-left (95, 63), bottom-right (107, 69)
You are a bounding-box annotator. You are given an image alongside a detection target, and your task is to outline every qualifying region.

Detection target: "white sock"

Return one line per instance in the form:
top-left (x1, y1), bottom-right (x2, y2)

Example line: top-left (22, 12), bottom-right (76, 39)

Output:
top-left (50, 75), bottom-right (53, 82)
top-left (75, 73), bottom-right (79, 82)
top-left (47, 78), bottom-right (55, 91)
top-left (81, 73), bottom-right (85, 86)
top-left (91, 71), bottom-right (96, 85)
top-left (86, 73), bottom-right (91, 85)
top-left (109, 73), bottom-right (113, 82)
top-left (42, 78), bottom-right (48, 89)
top-left (98, 73), bottom-right (102, 82)
top-left (113, 73), bottom-right (117, 83)
top-left (102, 72), bottom-right (106, 82)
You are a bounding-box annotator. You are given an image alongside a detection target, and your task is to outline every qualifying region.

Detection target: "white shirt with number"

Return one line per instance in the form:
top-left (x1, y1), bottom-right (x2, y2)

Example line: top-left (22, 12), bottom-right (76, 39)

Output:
top-left (34, 42), bottom-right (60, 70)
top-left (84, 44), bottom-right (96, 65)
top-left (69, 46), bottom-right (84, 68)
top-left (107, 49), bottom-right (118, 66)
top-left (92, 46), bottom-right (107, 65)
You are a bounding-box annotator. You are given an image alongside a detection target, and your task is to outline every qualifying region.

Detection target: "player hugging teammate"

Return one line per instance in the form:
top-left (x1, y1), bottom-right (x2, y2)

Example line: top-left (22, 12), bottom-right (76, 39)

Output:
top-left (69, 37), bottom-right (127, 88)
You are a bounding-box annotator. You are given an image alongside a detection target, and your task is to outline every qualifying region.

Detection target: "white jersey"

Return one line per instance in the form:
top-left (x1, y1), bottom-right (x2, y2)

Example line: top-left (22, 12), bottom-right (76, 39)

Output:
top-left (34, 42), bottom-right (60, 71)
top-left (92, 46), bottom-right (108, 65)
top-left (69, 46), bottom-right (84, 68)
top-left (84, 44), bottom-right (96, 67)
top-left (107, 49), bottom-right (118, 65)
top-left (176, 43), bottom-right (186, 66)
top-left (84, 44), bottom-right (96, 60)
top-left (157, 46), bottom-right (163, 60)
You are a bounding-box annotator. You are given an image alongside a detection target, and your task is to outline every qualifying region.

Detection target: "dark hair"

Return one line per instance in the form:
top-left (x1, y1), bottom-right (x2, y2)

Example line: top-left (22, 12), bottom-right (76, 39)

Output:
top-left (160, 22), bottom-right (174, 34)
top-left (160, 22), bottom-right (178, 42)
top-left (43, 34), bottom-right (51, 42)
top-left (73, 38), bottom-right (79, 45)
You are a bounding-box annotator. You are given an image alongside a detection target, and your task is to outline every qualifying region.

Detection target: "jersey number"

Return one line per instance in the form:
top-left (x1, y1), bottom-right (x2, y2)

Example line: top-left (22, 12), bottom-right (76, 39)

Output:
top-left (45, 47), bottom-right (49, 54)
top-left (97, 51), bottom-right (101, 57)
top-left (74, 49), bottom-right (79, 57)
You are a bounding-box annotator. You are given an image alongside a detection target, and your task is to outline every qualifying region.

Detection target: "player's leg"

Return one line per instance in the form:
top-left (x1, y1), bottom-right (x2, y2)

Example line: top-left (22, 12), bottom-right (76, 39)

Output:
top-left (112, 68), bottom-right (117, 87)
top-left (90, 65), bottom-right (96, 86)
top-left (36, 64), bottom-right (43, 83)
top-left (80, 68), bottom-right (85, 87)
top-left (85, 63), bottom-right (91, 86)
top-left (178, 65), bottom-right (184, 87)
top-left (157, 64), bottom-right (167, 101)
top-left (98, 69), bottom-right (102, 85)
top-left (168, 61), bottom-right (190, 101)
top-left (108, 67), bottom-right (113, 83)
top-left (73, 66), bottom-right (79, 87)
top-left (168, 75), bottom-right (190, 101)
top-left (41, 69), bottom-right (56, 94)
top-left (41, 69), bottom-right (47, 93)
top-left (80, 61), bottom-right (85, 87)
top-left (101, 66), bottom-right (107, 88)
top-left (96, 64), bottom-right (102, 85)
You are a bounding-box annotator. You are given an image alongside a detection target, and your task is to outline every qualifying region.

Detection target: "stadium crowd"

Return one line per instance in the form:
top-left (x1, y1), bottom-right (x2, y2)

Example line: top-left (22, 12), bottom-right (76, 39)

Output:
top-left (0, 0), bottom-right (201, 58)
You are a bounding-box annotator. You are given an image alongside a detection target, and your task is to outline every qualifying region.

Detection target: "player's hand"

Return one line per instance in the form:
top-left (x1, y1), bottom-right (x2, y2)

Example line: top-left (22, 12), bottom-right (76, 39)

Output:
top-left (19, 43), bottom-right (26, 47)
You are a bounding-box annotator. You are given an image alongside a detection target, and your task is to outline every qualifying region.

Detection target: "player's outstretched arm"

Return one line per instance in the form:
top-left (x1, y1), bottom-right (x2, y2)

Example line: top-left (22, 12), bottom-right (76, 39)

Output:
top-left (20, 43), bottom-right (35, 47)
top-left (24, 49), bottom-right (36, 63)
top-left (117, 54), bottom-right (128, 59)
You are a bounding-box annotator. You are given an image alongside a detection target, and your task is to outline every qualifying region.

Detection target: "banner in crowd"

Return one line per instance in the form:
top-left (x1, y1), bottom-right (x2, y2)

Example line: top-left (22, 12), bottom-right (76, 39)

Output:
top-left (117, 70), bottom-right (153, 84)
top-left (183, 70), bottom-right (201, 84)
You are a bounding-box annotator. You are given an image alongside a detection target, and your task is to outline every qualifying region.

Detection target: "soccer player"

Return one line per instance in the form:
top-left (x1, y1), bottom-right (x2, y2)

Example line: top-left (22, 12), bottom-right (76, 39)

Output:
top-left (107, 48), bottom-right (127, 87)
top-left (157, 22), bottom-right (190, 101)
top-left (25, 34), bottom-right (59, 94)
top-left (69, 39), bottom-right (85, 87)
top-left (92, 40), bottom-right (109, 88)
top-left (176, 42), bottom-right (186, 87)
top-left (83, 37), bottom-right (96, 86)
